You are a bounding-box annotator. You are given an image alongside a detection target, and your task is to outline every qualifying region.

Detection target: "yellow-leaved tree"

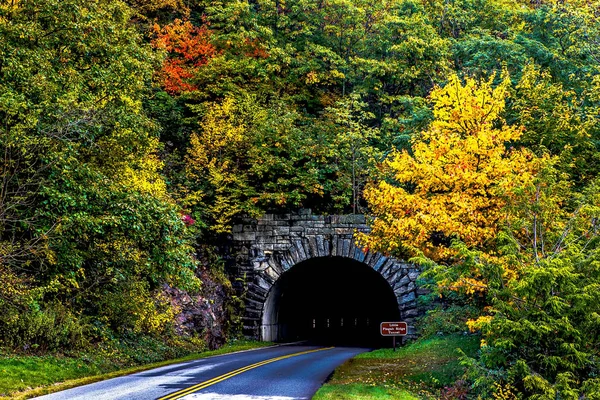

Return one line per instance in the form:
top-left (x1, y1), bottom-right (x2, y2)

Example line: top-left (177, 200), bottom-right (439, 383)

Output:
top-left (360, 73), bottom-right (545, 274)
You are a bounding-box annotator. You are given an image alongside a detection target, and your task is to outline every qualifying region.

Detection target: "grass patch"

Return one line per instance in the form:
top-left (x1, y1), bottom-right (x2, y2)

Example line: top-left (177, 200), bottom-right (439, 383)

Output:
top-left (314, 384), bottom-right (419, 400)
top-left (0, 339), bottom-right (272, 399)
top-left (314, 334), bottom-right (480, 399)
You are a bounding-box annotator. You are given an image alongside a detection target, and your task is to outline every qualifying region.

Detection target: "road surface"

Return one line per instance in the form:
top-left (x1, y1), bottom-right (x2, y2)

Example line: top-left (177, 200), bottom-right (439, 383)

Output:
top-left (35, 344), bottom-right (367, 400)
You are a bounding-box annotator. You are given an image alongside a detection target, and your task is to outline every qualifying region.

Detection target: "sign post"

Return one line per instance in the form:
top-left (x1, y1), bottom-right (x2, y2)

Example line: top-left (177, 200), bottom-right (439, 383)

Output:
top-left (380, 321), bottom-right (408, 351)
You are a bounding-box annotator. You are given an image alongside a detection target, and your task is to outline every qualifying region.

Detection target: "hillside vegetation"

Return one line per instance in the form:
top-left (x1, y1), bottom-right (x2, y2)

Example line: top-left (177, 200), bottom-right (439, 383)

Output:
top-left (1, 0), bottom-right (599, 398)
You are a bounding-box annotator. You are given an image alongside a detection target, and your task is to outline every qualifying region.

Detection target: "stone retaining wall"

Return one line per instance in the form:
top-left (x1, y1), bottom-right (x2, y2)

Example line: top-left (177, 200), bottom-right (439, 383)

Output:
top-left (229, 210), bottom-right (425, 340)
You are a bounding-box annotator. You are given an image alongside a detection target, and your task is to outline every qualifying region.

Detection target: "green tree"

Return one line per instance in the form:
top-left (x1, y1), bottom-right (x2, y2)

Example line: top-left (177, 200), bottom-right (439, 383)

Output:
top-left (0, 0), bottom-right (199, 349)
top-left (461, 171), bottom-right (600, 399)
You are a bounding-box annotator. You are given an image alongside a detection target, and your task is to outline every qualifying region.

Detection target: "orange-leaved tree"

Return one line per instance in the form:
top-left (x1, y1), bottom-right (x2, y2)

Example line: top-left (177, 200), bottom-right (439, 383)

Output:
top-left (360, 73), bottom-right (546, 275)
top-left (152, 19), bottom-right (217, 94)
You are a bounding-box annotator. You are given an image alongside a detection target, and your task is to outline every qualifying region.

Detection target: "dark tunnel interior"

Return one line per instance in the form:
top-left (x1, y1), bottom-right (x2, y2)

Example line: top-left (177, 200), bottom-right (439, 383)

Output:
top-left (263, 257), bottom-right (400, 348)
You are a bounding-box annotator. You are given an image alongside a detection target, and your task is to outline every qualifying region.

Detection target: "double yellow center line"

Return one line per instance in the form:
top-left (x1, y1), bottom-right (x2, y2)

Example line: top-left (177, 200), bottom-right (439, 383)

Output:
top-left (158, 346), bottom-right (334, 400)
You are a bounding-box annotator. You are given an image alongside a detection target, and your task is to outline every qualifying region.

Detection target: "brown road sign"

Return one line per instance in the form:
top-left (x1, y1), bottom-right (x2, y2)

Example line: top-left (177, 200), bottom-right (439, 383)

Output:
top-left (380, 321), bottom-right (408, 336)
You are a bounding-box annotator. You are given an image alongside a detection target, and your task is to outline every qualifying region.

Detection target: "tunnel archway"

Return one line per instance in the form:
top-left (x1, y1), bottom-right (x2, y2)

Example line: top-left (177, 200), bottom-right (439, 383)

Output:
top-left (261, 256), bottom-right (401, 347)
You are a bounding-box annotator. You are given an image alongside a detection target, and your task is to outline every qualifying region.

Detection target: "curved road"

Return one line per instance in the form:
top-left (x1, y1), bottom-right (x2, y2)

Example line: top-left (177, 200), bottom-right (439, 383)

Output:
top-left (36, 345), bottom-right (367, 400)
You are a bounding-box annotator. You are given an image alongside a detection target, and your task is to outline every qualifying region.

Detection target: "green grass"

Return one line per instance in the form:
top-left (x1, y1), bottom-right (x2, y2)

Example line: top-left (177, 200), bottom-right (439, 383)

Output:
top-left (0, 339), bottom-right (273, 399)
top-left (314, 384), bottom-right (419, 400)
top-left (313, 334), bottom-right (480, 400)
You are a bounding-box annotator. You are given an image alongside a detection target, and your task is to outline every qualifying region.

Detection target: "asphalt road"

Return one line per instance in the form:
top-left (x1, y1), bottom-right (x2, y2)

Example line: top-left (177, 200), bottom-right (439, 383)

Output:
top-left (35, 344), bottom-right (368, 400)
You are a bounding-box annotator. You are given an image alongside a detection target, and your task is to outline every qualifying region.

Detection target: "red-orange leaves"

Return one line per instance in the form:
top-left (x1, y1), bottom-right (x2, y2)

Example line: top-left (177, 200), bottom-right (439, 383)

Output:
top-left (243, 38), bottom-right (269, 59)
top-left (152, 19), bottom-right (217, 94)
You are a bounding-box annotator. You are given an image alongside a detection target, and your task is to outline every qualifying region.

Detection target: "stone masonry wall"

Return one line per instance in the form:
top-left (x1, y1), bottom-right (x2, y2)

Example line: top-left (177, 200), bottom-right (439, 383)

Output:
top-left (229, 210), bottom-right (425, 340)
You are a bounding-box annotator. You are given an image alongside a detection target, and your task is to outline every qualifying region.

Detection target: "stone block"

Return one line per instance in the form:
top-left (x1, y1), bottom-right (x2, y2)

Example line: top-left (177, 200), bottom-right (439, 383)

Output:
top-left (290, 226), bottom-right (305, 233)
top-left (356, 247), bottom-right (367, 263)
top-left (283, 252), bottom-right (295, 269)
top-left (308, 236), bottom-right (319, 258)
top-left (368, 253), bottom-right (381, 268)
top-left (306, 227), bottom-right (322, 235)
top-left (248, 283), bottom-right (268, 297)
top-left (323, 237), bottom-right (331, 256)
top-left (295, 220), bottom-right (318, 227)
top-left (267, 257), bottom-right (281, 273)
top-left (233, 232), bottom-right (256, 241)
top-left (294, 239), bottom-right (307, 260)
top-left (280, 257), bottom-right (291, 271)
top-left (316, 235), bottom-right (327, 257)
top-left (408, 270), bottom-right (420, 281)
top-left (398, 282), bottom-right (415, 296)
top-left (379, 259), bottom-right (395, 275)
top-left (397, 275), bottom-right (411, 288)
top-left (373, 256), bottom-right (388, 271)
top-left (363, 250), bottom-right (373, 266)
top-left (342, 239), bottom-right (351, 257)
top-left (327, 215), bottom-right (340, 224)
top-left (334, 227), bottom-right (354, 235)
top-left (288, 246), bottom-right (300, 265)
top-left (399, 300), bottom-right (417, 312)
top-left (302, 239), bottom-right (311, 259)
top-left (400, 291), bottom-right (416, 304)
top-left (338, 215), bottom-right (367, 224)
top-left (273, 226), bottom-right (290, 236)
top-left (402, 308), bottom-right (420, 319)
top-left (255, 275), bottom-right (272, 291)
top-left (273, 243), bottom-right (291, 252)
top-left (351, 246), bottom-right (360, 261)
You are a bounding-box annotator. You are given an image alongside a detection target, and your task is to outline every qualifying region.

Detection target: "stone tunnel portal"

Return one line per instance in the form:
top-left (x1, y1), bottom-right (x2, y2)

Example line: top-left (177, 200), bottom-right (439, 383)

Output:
top-left (261, 256), bottom-right (401, 347)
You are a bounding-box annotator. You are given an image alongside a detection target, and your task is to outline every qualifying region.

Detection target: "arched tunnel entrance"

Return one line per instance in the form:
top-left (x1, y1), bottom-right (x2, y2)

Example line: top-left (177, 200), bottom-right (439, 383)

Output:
top-left (261, 257), bottom-right (401, 347)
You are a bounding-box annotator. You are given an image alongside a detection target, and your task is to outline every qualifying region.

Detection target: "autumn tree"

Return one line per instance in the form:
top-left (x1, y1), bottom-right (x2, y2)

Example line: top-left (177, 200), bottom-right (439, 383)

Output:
top-left (0, 0), bottom-right (199, 350)
top-left (152, 19), bottom-right (218, 95)
top-left (360, 73), bottom-right (544, 264)
top-left (184, 95), bottom-right (352, 232)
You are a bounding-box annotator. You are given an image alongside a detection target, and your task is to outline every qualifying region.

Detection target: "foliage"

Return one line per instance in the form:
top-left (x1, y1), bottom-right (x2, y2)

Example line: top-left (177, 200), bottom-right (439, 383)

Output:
top-left (360, 73), bottom-right (543, 263)
top-left (183, 94), bottom-right (381, 231)
top-left (0, 0), bottom-right (199, 351)
top-left (152, 19), bottom-right (218, 95)
top-left (314, 334), bottom-right (480, 399)
top-left (458, 175), bottom-right (600, 399)
top-left (2, 2), bottom-right (600, 399)
top-left (362, 67), bottom-right (600, 397)
top-left (416, 304), bottom-right (480, 338)
top-left (510, 64), bottom-right (600, 186)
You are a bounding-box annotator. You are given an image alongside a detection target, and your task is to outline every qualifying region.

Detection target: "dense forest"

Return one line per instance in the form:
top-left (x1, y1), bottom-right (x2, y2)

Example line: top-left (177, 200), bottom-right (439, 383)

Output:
top-left (1, 0), bottom-right (599, 398)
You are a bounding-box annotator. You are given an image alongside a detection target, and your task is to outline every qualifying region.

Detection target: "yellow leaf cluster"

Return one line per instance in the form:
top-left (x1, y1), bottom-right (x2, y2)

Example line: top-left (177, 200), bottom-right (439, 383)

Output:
top-left (118, 151), bottom-right (168, 198)
top-left (186, 97), bottom-right (253, 233)
top-left (362, 73), bottom-right (543, 260)
top-left (466, 315), bottom-right (493, 333)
